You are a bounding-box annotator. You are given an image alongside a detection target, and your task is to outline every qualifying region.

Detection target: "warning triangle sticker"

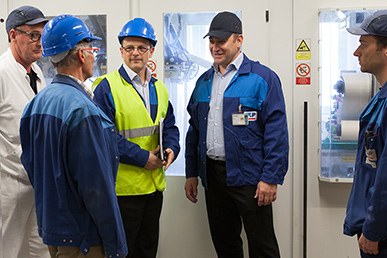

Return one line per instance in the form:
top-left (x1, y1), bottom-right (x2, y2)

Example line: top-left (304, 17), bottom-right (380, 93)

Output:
top-left (297, 40), bottom-right (310, 52)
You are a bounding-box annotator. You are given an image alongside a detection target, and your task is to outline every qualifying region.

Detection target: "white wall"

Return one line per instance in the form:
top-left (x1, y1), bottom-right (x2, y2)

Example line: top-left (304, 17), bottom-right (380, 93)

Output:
top-left (0, 2), bottom-right (8, 52)
top-left (3, 0), bottom-right (387, 257)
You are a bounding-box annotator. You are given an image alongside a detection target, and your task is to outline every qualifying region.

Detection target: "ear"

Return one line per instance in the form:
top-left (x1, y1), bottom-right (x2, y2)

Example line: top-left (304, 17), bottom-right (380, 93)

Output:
top-left (237, 34), bottom-right (244, 47)
top-left (9, 29), bottom-right (17, 42)
top-left (149, 47), bottom-right (155, 58)
top-left (120, 46), bottom-right (125, 58)
top-left (77, 48), bottom-right (86, 64)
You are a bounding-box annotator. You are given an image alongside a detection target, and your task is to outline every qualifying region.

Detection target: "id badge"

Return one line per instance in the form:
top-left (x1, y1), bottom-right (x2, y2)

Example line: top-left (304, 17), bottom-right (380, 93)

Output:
top-left (232, 104), bottom-right (248, 126)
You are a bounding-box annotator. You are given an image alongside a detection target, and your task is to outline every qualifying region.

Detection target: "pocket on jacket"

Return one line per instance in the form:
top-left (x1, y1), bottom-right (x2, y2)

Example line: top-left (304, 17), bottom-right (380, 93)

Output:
top-left (239, 138), bottom-right (263, 179)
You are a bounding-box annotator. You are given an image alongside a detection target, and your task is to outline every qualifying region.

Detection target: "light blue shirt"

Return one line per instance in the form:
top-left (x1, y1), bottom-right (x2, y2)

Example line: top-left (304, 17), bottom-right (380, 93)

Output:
top-left (123, 63), bottom-right (152, 114)
top-left (206, 52), bottom-right (243, 161)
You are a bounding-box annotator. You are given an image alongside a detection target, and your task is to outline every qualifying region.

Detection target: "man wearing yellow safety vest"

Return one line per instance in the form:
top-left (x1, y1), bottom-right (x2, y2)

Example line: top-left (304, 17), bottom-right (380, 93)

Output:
top-left (92, 18), bottom-right (180, 258)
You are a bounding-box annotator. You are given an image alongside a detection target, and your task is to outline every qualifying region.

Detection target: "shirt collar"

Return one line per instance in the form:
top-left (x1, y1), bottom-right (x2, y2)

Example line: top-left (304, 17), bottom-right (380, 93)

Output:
top-left (123, 63), bottom-right (152, 85)
top-left (61, 74), bottom-right (94, 99)
top-left (212, 51), bottom-right (243, 73)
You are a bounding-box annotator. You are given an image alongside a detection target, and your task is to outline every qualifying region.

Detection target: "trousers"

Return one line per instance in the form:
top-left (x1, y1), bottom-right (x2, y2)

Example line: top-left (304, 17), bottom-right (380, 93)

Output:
top-left (205, 157), bottom-right (280, 258)
top-left (117, 191), bottom-right (163, 258)
top-left (48, 246), bottom-right (104, 258)
top-left (1, 172), bottom-right (49, 258)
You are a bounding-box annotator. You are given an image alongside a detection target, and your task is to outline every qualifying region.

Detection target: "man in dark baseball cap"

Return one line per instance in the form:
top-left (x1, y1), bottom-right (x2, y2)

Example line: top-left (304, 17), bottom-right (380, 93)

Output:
top-left (1, 5), bottom-right (49, 258)
top-left (185, 10), bottom-right (288, 258)
top-left (6, 6), bottom-right (48, 41)
top-left (344, 10), bottom-right (387, 257)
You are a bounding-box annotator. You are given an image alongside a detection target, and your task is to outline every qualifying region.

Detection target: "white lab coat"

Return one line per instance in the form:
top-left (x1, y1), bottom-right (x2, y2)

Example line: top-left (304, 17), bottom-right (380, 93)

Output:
top-left (0, 48), bottom-right (49, 257)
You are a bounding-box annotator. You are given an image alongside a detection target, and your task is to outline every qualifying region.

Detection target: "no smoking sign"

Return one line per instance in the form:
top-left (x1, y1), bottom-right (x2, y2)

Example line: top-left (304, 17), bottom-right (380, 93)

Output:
top-left (147, 60), bottom-right (157, 77)
top-left (296, 63), bottom-right (311, 85)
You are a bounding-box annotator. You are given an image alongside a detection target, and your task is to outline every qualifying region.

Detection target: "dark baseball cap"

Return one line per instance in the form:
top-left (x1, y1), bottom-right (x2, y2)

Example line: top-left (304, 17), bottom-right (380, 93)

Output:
top-left (203, 11), bottom-right (242, 39)
top-left (347, 10), bottom-right (387, 37)
top-left (6, 6), bottom-right (47, 35)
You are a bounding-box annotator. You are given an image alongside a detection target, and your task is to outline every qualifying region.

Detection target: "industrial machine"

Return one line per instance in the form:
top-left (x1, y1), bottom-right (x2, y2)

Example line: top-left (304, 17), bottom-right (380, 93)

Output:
top-left (320, 72), bottom-right (376, 182)
top-left (318, 9), bottom-right (381, 182)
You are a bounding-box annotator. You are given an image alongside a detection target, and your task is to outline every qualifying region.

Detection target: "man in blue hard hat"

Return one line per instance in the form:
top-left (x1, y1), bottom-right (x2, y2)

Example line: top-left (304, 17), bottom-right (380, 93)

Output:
top-left (92, 18), bottom-right (180, 258)
top-left (0, 5), bottom-right (50, 258)
top-left (19, 15), bottom-right (127, 258)
top-left (344, 10), bottom-right (387, 257)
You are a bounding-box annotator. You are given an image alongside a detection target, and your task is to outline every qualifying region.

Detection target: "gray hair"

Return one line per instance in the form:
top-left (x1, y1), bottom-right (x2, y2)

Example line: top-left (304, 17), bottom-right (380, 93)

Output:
top-left (51, 40), bottom-right (91, 71)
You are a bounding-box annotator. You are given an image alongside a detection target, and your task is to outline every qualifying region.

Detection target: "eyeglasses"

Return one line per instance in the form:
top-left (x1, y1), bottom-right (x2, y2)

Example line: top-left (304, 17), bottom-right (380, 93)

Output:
top-left (14, 28), bottom-right (41, 42)
top-left (122, 45), bottom-right (151, 54)
top-left (82, 48), bottom-right (100, 58)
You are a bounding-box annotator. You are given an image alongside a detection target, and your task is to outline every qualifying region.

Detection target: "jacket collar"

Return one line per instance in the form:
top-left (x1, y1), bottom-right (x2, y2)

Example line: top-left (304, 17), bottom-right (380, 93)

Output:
top-left (203, 53), bottom-right (253, 81)
top-left (378, 81), bottom-right (387, 99)
top-left (51, 74), bottom-right (93, 101)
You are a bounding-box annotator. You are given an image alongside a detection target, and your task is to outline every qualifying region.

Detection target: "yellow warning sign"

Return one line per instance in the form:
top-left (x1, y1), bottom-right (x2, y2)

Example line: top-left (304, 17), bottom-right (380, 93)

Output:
top-left (296, 39), bottom-right (311, 60)
top-left (297, 40), bottom-right (310, 51)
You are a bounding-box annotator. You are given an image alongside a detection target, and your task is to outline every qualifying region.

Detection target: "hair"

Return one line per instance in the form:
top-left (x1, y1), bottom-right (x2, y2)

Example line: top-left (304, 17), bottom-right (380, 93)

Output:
top-left (8, 24), bottom-right (26, 42)
top-left (52, 39), bottom-right (91, 71)
top-left (374, 35), bottom-right (387, 50)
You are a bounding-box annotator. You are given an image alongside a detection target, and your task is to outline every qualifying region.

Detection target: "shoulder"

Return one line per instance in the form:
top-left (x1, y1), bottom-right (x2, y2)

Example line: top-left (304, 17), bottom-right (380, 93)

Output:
top-left (244, 55), bottom-right (279, 79)
top-left (40, 83), bottom-right (107, 128)
top-left (241, 58), bottom-right (281, 88)
top-left (152, 77), bottom-right (167, 89)
top-left (93, 71), bottom-right (118, 89)
top-left (193, 68), bottom-right (213, 91)
top-left (0, 50), bottom-right (16, 72)
top-left (37, 83), bottom-right (90, 114)
top-left (199, 67), bottom-right (214, 81)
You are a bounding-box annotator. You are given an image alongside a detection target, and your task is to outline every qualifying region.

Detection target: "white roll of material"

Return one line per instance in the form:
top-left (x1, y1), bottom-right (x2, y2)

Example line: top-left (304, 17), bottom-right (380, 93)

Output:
top-left (341, 120), bottom-right (359, 141)
top-left (341, 73), bottom-right (373, 120)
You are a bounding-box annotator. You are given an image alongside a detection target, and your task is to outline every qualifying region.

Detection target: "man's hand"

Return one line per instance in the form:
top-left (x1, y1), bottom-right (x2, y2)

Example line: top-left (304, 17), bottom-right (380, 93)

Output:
top-left (144, 146), bottom-right (164, 171)
top-left (184, 177), bottom-right (198, 203)
top-left (163, 148), bottom-right (175, 170)
top-left (359, 233), bottom-right (379, 255)
top-left (254, 181), bottom-right (277, 206)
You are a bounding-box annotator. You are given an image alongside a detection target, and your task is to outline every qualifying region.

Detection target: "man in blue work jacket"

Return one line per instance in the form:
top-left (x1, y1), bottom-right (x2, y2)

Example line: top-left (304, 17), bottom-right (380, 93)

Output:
top-left (20, 15), bottom-right (127, 258)
top-left (344, 10), bottom-right (387, 257)
top-left (184, 11), bottom-right (289, 258)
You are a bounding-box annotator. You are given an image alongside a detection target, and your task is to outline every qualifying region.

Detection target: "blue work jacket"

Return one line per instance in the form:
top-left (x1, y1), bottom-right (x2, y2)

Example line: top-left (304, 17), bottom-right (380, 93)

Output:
top-left (93, 65), bottom-right (180, 168)
top-left (185, 54), bottom-right (289, 188)
top-left (20, 74), bottom-right (127, 258)
top-left (344, 82), bottom-right (387, 242)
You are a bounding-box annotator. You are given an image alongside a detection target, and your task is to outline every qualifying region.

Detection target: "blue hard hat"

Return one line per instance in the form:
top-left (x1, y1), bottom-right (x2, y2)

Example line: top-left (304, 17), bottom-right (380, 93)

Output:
top-left (118, 18), bottom-right (157, 46)
top-left (42, 14), bottom-right (101, 57)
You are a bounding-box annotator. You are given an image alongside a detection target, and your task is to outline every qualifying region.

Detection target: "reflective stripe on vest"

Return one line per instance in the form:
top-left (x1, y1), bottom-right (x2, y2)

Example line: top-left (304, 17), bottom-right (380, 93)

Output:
top-left (118, 124), bottom-right (159, 139)
top-left (93, 70), bottom-right (169, 195)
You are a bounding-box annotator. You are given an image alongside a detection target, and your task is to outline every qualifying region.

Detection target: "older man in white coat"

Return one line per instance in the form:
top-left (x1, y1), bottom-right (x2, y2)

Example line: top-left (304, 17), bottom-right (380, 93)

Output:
top-left (0, 6), bottom-right (49, 258)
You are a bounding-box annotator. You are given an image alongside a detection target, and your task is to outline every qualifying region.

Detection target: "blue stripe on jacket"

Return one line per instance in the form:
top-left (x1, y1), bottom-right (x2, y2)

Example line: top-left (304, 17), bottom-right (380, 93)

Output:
top-left (20, 74), bottom-right (127, 258)
top-left (344, 84), bottom-right (387, 242)
top-left (185, 54), bottom-right (289, 188)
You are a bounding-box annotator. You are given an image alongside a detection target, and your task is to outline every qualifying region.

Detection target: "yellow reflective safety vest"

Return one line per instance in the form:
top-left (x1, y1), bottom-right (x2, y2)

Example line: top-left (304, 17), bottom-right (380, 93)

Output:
top-left (93, 71), bottom-right (169, 195)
